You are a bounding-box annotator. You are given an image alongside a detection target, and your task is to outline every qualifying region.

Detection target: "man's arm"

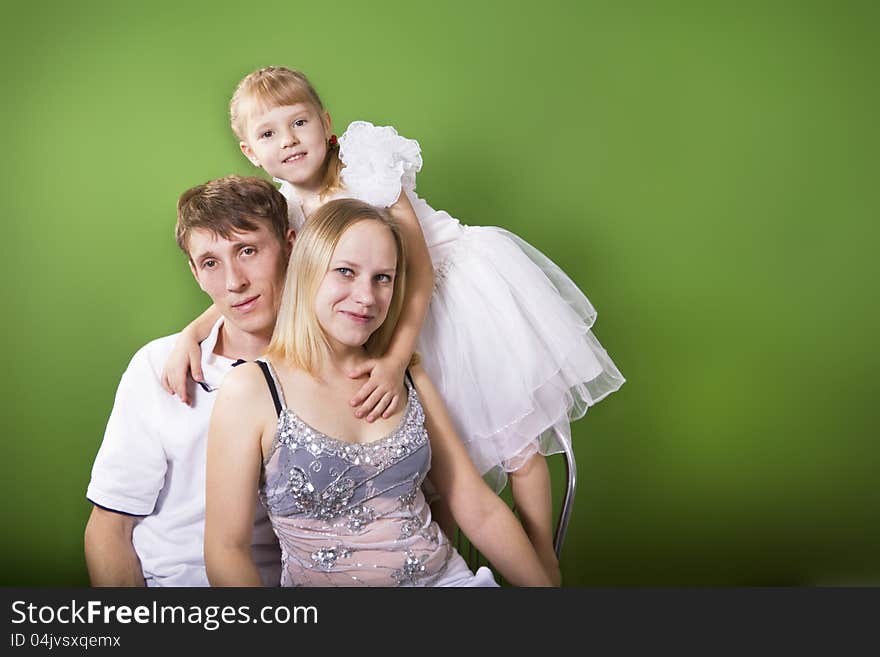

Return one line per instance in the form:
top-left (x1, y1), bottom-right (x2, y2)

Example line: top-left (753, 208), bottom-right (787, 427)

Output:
top-left (84, 506), bottom-right (145, 587)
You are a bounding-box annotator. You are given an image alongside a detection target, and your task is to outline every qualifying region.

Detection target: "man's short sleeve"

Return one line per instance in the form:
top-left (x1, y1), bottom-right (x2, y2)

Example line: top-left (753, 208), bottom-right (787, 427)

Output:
top-left (86, 345), bottom-right (168, 516)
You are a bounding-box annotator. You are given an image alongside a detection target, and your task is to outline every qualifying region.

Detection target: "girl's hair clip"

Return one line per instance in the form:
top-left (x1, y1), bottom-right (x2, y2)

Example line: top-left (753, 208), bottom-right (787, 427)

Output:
top-left (329, 134), bottom-right (339, 148)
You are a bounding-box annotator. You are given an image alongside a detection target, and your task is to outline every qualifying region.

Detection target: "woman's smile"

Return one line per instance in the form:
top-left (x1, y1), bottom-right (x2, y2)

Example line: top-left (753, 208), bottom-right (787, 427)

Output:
top-left (339, 309), bottom-right (374, 324)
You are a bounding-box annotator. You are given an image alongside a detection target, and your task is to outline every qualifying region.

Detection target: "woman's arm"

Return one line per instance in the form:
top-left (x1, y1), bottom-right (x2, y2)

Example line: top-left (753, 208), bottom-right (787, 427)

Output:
top-left (204, 364), bottom-right (271, 586)
top-left (349, 192), bottom-right (434, 421)
top-left (409, 365), bottom-right (555, 587)
top-left (161, 304), bottom-right (221, 405)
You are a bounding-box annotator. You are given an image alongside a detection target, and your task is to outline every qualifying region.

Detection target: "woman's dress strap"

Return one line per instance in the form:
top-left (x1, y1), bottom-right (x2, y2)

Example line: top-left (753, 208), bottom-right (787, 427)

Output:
top-left (256, 360), bottom-right (284, 418)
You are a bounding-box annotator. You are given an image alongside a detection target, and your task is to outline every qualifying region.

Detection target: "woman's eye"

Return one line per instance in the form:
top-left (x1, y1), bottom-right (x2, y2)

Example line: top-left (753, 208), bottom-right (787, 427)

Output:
top-left (376, 274), bottom-right (393, 283)
top-left (335, 267), bottom-right (354, 277)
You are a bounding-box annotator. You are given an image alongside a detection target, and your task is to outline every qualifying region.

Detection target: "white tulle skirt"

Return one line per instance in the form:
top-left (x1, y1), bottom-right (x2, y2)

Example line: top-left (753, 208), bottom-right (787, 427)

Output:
top-left (416, 225), bottom-right (626, 492)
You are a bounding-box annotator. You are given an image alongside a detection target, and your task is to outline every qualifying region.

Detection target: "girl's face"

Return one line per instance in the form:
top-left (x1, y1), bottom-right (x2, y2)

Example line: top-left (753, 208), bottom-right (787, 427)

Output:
top-left (240, 102), bottom-right (331, 192)
top-left (314, 220), bottom-right (398, 352)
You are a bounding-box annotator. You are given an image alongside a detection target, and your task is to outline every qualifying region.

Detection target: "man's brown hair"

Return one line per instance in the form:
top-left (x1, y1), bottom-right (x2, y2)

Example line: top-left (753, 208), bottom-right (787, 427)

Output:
top-left (175, 175), bottom-right (289, 257)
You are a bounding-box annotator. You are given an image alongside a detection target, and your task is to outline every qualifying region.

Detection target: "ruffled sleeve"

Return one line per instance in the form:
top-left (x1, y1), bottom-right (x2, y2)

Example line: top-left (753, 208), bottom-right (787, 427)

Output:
top-left (338, 121), bottom-right (423, 208)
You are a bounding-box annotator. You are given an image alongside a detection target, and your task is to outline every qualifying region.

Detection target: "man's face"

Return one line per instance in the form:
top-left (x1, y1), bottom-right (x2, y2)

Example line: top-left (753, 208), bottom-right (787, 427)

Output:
top-left (187, 224), bottom-right (292, 339)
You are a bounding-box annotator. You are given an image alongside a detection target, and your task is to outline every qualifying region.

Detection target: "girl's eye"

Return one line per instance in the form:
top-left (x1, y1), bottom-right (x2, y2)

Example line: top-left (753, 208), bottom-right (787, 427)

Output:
top-left (293, 119), bottom-right (306, 127)
top-left (260, 130), bottom-right (273, 139)
top-left (241, 247), bottom-right (256, 256)
top-left (335, 267), bottom-right (354, 277)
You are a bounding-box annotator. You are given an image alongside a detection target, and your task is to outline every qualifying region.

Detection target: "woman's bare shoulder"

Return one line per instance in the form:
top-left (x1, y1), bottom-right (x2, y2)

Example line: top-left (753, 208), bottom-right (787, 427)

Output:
top-left (216, 361), bottom-right (274, 407)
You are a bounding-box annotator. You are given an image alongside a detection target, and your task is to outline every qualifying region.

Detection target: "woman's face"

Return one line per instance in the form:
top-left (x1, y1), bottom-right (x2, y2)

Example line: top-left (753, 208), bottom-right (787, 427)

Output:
top-left (315, 220), bottom-right (398, 350)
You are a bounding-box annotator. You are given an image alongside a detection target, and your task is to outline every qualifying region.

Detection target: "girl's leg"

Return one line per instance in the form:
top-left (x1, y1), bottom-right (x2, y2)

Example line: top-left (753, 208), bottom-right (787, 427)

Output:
top-left (509, 452), bottom-right (562, 586)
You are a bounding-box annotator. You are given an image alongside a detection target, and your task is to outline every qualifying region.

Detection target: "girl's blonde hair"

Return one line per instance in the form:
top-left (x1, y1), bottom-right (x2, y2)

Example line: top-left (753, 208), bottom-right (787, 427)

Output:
top-left (266, 199), bottom-right (407, 377)
top-left (230, 66), bottom-right (342, 198)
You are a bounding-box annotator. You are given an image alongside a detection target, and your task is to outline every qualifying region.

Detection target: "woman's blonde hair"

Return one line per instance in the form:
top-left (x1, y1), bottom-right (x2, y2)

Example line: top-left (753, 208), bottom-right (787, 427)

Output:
top-left (267, 198), bottom-right (407, 377)
top-left (230, 66), bottom-right (342, 198)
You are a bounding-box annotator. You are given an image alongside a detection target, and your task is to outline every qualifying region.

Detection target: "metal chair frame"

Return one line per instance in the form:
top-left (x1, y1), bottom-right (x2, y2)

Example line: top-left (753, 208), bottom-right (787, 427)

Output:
top-left (553, 434), bottom-right (577, 558)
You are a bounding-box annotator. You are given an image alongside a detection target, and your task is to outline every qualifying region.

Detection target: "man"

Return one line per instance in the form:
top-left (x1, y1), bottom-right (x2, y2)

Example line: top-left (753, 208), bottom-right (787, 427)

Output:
top-left (84, 176), bottom-right (293, 586)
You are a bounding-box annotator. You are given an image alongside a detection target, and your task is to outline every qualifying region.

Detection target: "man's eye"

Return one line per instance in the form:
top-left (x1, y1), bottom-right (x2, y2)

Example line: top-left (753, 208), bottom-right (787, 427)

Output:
top-left (203, 260), bottom-right (217, 269)
top-left (242, 247), bottom-right (256, 256)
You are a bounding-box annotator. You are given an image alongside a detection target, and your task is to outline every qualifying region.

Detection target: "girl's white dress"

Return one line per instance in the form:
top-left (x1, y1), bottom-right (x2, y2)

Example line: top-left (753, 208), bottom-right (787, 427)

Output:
top-left (277, 121), bottom-right (625, 491)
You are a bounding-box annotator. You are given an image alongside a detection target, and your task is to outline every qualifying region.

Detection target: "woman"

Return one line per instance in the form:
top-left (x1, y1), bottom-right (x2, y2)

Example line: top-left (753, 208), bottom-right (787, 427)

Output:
top-left (205, 198), bottom-right (554, 586)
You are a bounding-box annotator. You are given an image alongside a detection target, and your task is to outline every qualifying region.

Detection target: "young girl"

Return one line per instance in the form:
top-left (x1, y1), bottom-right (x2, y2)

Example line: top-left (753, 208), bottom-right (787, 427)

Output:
top-left (205, 199), bottom-right (552, 586)
top-left (168, 67), bottom-right (625, 583)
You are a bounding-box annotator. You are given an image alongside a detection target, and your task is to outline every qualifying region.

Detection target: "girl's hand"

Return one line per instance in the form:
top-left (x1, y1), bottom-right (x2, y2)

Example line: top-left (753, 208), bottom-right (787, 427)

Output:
top-left (161, 330), bottom-right (204, 406)
top-left (348, 355), bottom-right (408, 422)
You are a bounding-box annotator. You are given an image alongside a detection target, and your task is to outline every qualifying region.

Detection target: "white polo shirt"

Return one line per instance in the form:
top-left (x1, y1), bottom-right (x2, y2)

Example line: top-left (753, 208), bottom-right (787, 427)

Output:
top-left (87, 319), bottom-right (281, 587)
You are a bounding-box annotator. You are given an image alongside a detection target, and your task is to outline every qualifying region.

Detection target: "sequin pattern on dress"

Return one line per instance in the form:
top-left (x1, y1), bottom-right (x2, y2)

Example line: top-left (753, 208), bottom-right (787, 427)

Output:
top-left (261, 376), bottom-right (455, 586)
top-left (391, 550), bottom-right (431, 585)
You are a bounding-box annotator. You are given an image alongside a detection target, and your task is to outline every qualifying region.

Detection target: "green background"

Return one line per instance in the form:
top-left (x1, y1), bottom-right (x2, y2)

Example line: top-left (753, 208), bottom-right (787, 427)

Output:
top-left (2, 0), bottom-right (877, 586)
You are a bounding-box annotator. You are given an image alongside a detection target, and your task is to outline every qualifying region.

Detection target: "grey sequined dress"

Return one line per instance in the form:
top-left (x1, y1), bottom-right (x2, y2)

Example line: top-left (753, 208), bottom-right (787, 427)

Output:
top-left (259, 362), bottom-right (458, 587)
